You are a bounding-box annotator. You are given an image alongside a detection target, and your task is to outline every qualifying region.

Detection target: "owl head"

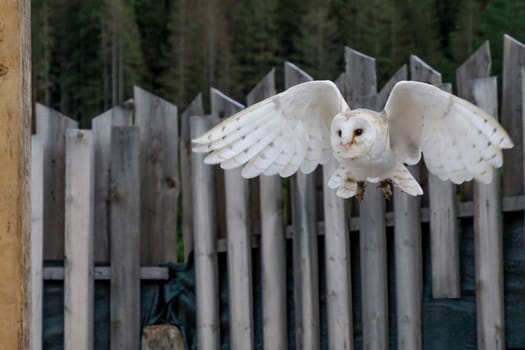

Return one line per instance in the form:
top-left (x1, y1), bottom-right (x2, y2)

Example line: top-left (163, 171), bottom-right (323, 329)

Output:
top-left (330, 109), bottom-right (377, 159)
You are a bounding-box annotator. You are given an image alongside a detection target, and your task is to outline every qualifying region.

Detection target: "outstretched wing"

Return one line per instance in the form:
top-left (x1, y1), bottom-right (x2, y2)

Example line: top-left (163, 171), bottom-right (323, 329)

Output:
top-left (192, 80), bottom-right (349, 178)
top-left (385, 81), bottom-right (513, 184)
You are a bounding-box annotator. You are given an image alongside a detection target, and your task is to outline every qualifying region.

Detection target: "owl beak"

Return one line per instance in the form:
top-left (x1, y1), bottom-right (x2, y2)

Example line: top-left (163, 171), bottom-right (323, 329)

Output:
top-left (346, 136), bottom-right (356, 147)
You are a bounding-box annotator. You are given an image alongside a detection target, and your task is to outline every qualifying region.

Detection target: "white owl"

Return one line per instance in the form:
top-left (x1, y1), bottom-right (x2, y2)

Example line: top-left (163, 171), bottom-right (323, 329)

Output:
top-left (192, 81), bottom-right (513, 200)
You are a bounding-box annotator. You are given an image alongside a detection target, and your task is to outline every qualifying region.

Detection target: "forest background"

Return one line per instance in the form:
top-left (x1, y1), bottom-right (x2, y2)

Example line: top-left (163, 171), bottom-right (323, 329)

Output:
top-left (31, 0), bottom-right (525, 126)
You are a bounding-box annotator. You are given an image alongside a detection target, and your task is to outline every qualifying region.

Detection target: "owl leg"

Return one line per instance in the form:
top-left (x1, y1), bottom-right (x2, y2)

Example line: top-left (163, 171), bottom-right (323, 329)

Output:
top-left (378, 179), bottom-right (393, 200)
top-left (356, 181), bottom-right (366, 201)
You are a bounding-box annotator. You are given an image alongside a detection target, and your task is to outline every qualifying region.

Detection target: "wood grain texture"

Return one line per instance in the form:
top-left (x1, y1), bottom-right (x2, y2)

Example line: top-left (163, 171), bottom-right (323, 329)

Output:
top-left (411, 55), bottom-right (460, 299)
top-left (64, 130), bottom-right (94, 350)
top-left (284, 61), bottom-right (320, 350)
top-left (180, 94), bottom-right (204, 262)
top-left (110, 127), bottom-right (141, 350)
top-left (191, 115), bottom-right (220, 350)
top-left (211, 89), bottom-right (254, 350)
top-left (501, 35), bottom-right (525, 196)
top-left (43, 266), bottom-right (169, 281)
top-left (472, 77), bottom-right (505, 350)
top-left (134, 87), bottom-right (179, 264)
top-left (35, 103), bottom-right (78, 260)
top-left (31, 136), bottom-right (43, 350)
top-left (0, 0), bottom-right (31, 347)
top-left (92, 101), bottom-right (133, 263)
top-left (346, 48), bottom-right (389, 350)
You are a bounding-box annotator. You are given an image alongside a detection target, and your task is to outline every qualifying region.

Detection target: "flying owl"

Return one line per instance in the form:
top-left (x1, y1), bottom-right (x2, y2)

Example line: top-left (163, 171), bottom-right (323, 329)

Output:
top-left (192, 80), bottom-right (513, 200)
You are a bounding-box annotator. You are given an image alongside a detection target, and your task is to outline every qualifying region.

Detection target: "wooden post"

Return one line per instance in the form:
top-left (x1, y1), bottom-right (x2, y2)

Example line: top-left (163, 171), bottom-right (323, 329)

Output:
top-left (501, 34), bottom-right (525, 196)
top-left (31, 136), bottom-right (44, 350)
top-left (345, 48), bottom-right (389, 350)
top-left (92, 100), bottom-right (133, 263)
top-left (472, 77), bottom-right (505, 350)
top-left (64, 130), bottom-right (94, 350)
top-left (247, 70), bottom-right (288, 350)
top-left (191, 115), bottom-right (220, 350)
top-left (411, 55), bottom-right (460, 299)
top-left (210, 88), bottom-right (255, 349)
top-left (180, 94), bottom-right (204, 262)
top-left (110, 127), bottom-right (141, 350)
top-left (284, 61), bottom-right (320, 350)
top-left (134, 87), bottom-right (179, 264)
top-left (0, 0), bottom-right (31, 348)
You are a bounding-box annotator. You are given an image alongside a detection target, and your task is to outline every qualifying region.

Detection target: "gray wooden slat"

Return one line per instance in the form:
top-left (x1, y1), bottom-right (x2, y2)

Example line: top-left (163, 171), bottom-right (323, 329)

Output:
top-left (501, 35), bottom-right (525, 196)
top-left (180, 94), bottom-right (204, 263)
top-left (385, 65), bottom-right (424, 350)
top-left (378, 65), bottom-right (407, 107)
top-left (323, 156), bottom-right (353, 350)
top-left (345, 48), bottom-right (389, 350)
top-left (191, 115), bottom-right (220, 350)
top-left (110, 127), bottom-right (141, 350)
top-left (246, 69), bottom-right (288, 350)
top-left (284, 61), bottom-right (320, 350)
top-left (92, 101), bottom-right (133, 263)
top-left (64, 130), bottom-right (94, 350)
top-left (410, 55), bottom-right (460, 298)
top-left (43, 266), bottom-right (169, 281)
top-left (35, 104), bottom-right (78, 261)
top-left (472, 77), bottom-right (505, 350)
top-left (456, 42), bottom-right (491, 200)
top-left (134, 87), bottom-right (179, 264)
top-left (31, 135), bottom-right (44, 350)
top-left (210, 88), bottom-right (255, 349)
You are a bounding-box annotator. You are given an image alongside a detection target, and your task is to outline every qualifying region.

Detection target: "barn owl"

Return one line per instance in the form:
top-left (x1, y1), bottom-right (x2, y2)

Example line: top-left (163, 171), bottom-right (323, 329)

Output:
top-left (192, 80), bottom-right (513, 200)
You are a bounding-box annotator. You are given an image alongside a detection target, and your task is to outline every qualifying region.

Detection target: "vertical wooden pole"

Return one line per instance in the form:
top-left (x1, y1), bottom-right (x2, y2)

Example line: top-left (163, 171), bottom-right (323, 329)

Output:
top-left (64, 130), bottom-right (94, 350)
top-left (472, 77), bottom-right (505, 350)
top-left (0, 0), bottom-right (31, 348)
top-left (110, 127), bottom-right (141, 350)
top-left (284, 61), bottom-right (321, 350)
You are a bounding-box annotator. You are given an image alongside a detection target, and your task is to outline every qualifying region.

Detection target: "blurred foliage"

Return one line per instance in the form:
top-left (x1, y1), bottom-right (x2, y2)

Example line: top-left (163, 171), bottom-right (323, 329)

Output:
top-left (31, 0), bottom-right (525, 120)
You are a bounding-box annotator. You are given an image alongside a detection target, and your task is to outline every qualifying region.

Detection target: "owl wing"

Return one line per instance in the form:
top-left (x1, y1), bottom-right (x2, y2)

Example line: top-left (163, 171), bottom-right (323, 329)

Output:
top-left (192, 80), bottom-right (349, 178)
top-left (385, 81), bottom-right (513, 184)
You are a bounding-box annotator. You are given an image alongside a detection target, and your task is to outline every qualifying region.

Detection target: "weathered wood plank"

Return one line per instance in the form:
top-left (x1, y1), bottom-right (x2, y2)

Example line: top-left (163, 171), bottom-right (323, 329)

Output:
top-left (142, 324), bottom-right (184, 350)
top-left (35, 103), bottom-right (78, 260)
top-left (191, 115), bottom-right (220, 350)
top-left (180, 94), bottom-right (204, 262)
top-left (134, 87), bottom-right (179, 264)
top-left (91, 101), bottom-right (133, 263)
top-left (211, 88), bottom-right (254, 349)
top-left (411, 55), bottom-right (460, 298)
top-left (284, 61), bottom-right (320, 350)
top-left (384, 64), bottom-right (424, 350)
top-left (472, 77), bottom-right (505, 350)
top-left (501, 35), bottom-right (525, 196)
top-left (110, 127), bottom-right (141, 350)
top-left (43, 266), bottom-right (169, 281)
top-left (31, 136), bottom-right (44, 350)
top-left (456, 42), bottom-right (491, 200)
top-left (246, 69), bottom-right (288, 350)
top-left (0, 2), bottom-right (31, 348)
top-left (345, 48), bottom-right (389, 350)
top-left (64, 130), bottom-right (94, 350)
top-left (323, 156), bottom-right (353, 350)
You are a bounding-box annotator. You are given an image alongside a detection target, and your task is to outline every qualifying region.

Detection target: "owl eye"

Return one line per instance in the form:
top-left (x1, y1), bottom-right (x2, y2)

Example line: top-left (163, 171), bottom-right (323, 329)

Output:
top-left (355, 128), bottom-right (363, 136)
top-left (337, 129), bottom-right (342, 138)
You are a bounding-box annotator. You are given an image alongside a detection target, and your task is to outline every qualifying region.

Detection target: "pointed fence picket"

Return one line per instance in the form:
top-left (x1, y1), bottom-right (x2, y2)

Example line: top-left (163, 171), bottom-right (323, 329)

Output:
top-left (30, 36), bottom-right (525, 350)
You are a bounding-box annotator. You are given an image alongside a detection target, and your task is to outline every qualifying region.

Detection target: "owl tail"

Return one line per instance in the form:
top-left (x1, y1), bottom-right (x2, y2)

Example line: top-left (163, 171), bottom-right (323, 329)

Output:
top-left (389, 164), bottom-right (423, 196)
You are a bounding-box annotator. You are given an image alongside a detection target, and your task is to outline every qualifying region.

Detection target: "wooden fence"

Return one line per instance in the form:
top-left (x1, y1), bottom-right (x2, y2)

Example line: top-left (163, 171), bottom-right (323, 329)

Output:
top-left (31, 35), bottom-right (525, 350)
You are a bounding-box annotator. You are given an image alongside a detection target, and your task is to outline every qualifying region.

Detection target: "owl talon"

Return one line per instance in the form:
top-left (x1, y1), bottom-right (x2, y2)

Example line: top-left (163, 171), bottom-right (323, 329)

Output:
top-left (378, 179), bottom-right (393, 200)
top-left (356, 181), bottom-right (366, 201)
